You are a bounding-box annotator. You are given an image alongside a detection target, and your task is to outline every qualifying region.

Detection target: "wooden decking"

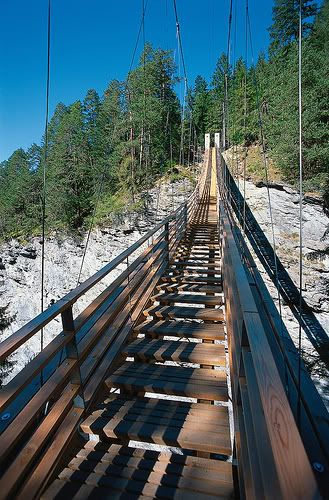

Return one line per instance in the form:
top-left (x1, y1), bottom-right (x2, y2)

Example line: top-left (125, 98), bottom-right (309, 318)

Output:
top-left (0, 148), bottom-right (325, 499)
top-left (42, 156), bottom-right (234, 499)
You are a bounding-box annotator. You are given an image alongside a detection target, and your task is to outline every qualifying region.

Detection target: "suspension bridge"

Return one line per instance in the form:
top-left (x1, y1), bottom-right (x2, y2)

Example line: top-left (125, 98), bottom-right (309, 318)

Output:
top-left (0, 146), bottom-right (328, 499)
top-left (1, 0), bottom-right (329, 497)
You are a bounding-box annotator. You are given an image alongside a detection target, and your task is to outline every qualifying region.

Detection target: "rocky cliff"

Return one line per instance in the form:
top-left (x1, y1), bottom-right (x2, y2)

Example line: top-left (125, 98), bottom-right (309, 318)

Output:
top-left (241, 180), bottom-right (329, 407)
top-left (0, 179), bottom-right (192, 382)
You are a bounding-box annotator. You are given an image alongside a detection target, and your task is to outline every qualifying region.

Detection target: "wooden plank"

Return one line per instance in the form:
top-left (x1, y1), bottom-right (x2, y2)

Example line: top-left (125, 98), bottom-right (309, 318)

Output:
top-left (122, 338), bottom-right (226, 365)
top-left (242, 349), bottom-right (281, 498)
top-left (175, 249), bottom-right (220, 256)
top-left (41, 479), bottom-right (85, 500)
top-left (135, 319), bottom-right (225, 340)
top-left (112, 362), bottom-right (227, 383)
top-left (82, 413), bottom-right (231, 455)
top-left (16, 406), bottom-right (83, 500)
top-left (106, 363), bottom-right (227, 401)
top-left (107, 372), bottom-right (228, 399)
top-left (239, 378), bottom-right (266, 499)
top-left (152, 292), bottom-right (223, 306)
top-left (101, 396), bottom-right (229, 414)
top-left (74, 450), bottom-right (233, 484)
top-left (78, 442), bottom-right (233, 475)
top-left (157, 283), bottom-right (222, 294)
top-left (144, 305), bottom-right (224, 322)
top-left (58, 467), bottom-right (228, 499)
top-left (173, 256), bottom-right (221, 262)
top-left (76, 454), bottom-right (230, 485)
top-left (61, 443), bottom-right (232, 497)
top-left (0, 358), bottom-right (77, 466)
top-left (70, 449), bottom-right (232, 483)
top-left (83, 407), bottom-right (228, 434)
top-left (0, 383), bottom-right (80, 499)
top-left (172, 261), bottom-right (221, 268)
top-left (161, 275), bottom-right (222, 284)
top-left (169, 267), bottom-right (221, 276)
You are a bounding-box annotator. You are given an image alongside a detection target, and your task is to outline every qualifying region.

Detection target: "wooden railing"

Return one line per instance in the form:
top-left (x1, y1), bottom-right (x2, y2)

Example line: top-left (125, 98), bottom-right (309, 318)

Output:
top-left (1, 149), bottom-right (326, 499)
top-left (216, 149), bottom-right (327, 498)
top-left (0, 180), bottom-right (201, 499)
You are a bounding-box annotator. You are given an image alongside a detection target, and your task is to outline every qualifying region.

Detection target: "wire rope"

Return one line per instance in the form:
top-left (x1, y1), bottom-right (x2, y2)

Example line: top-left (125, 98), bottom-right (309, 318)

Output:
top-left (58, 1), bottom-right (150, 368)
top-left (246, 6), bottom-right (289, 397)
top-left (242, 0), bottom-right (248, 234)
top-left (297, 0), bottom-right (304, 428)
top-left (77, 0), bottom-right (149, 284)
top-left (40, 0), bottom-right (51, 365)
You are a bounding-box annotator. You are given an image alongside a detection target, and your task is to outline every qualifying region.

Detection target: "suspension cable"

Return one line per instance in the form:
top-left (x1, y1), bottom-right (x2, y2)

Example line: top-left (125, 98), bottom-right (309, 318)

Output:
top-left (77, 1), bottom-right (149, 284)
top-left (173, 0), bottom-right (193, 205)
top-left (230, 0), bottom-right (238, 190)
top-left (141, 0), bottom-right (150, 207)
top-left (224, 0), bottom-right (233, 151)
top-left (297, 0), bottom-right (303, 428)
top-left (242, 0), bottom-right (248, 234)
top-left (247, 6), bottom-right (289, 396)
top-left (40, 0), bottom-right (51, 356)
top-left (224, 0), bottom-right (233, 210)
top-left (179, 77), bottom-right (187, 167)
top-left (57, 2), bottom-right (152, 370)
top-left (173, 0), bottom-right (188, 85)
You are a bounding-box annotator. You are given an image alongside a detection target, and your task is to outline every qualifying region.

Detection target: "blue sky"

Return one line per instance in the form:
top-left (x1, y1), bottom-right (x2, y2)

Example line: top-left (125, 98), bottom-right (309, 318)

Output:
top-left (0, 0), bottom-right (273, 161)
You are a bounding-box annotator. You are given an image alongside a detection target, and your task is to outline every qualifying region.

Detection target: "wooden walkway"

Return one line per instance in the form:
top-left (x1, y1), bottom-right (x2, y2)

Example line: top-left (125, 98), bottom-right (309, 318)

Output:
top-left (0, 148), bottom-right (326, 499)
top-left (43, 150), bottom-right (234, 499)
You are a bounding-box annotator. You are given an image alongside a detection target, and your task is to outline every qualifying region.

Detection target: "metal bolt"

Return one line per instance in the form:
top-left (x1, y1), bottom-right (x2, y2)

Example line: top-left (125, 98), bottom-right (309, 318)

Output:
top-left (313, 462), bottom-right (324, 473)
top-left (1, 412), bottom-right (11, 421)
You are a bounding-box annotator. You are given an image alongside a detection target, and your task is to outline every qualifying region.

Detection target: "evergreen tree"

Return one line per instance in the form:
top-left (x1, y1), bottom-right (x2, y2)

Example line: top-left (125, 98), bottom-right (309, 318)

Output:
top-left (207, 53), bottom-right (229, 134)
top-left (269, 0), bottom-right (317, 55)
top-left (92, 79), bottom-right (125, 196)
top-left (192, 76), bottom-right (211, 144)
top-left (302, 0), bottom-right (329, 177)
top-left (0, 149), bottom-right (38, 235)
top-left (47, 101), bottom-right (93, 228)
top-left (120, 44), bottom-right (180, 195)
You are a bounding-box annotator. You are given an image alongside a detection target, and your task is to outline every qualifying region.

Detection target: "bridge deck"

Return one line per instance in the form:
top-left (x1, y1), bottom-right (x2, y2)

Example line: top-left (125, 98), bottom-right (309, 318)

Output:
top-left (42, 152), bottom-right (234, 499)
top-left (0, 149), bottom-right (324, 499)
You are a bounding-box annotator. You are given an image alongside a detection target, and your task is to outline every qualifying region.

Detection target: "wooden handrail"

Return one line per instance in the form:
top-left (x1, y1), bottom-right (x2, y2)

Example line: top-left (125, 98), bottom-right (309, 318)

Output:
top-left (220, 201), bottom-right (319, 498)
top-left (217, 148), bottom-right (329, 494)
top-left (0, 215), bottom-right (175, 362)
top-left (216, 149), bottom-right (322, 498)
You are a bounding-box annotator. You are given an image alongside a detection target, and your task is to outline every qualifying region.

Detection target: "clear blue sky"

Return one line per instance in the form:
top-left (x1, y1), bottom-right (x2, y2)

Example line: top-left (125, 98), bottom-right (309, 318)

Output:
top-left (0, 0), bottom-right (273, 162)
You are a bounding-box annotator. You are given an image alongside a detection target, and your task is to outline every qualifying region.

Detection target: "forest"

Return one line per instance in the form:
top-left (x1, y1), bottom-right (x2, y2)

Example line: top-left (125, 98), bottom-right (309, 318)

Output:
top-left (0, 0), bottom-right (328, 239)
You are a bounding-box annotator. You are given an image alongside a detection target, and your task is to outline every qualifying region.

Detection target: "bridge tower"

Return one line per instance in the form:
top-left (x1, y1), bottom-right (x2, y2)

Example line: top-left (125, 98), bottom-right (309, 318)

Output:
top-left (204, 133), bottom-right (210, 150)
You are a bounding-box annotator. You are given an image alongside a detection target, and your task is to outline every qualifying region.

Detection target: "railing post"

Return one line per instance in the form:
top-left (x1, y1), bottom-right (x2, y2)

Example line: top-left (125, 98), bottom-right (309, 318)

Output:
top-left (176, 211), bottom-right (180, 243)
top-left (184, 201), bottom-right (188, 232)
top-left (61, 306), bottom-right (85, 409)
top-left (165, 221), bottom-right (170, 265)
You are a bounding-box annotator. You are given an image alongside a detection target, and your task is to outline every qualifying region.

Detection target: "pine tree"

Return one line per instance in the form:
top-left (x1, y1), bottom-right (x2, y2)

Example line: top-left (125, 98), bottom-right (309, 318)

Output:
top-left (192, 76), bottom-right (211, 144)
top-left (47, 101), bottom-right (93, 228)
top-left (120, 44), bottom-right (180, 195)
top-left (269, 0), bottom-right (317, 55)
top-left (207, 53), bottom-right (229, 134)
top-left (302, 0), bottom-right (329, 178)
